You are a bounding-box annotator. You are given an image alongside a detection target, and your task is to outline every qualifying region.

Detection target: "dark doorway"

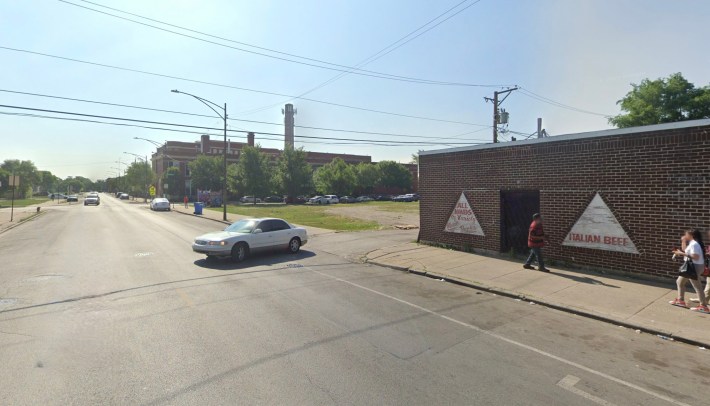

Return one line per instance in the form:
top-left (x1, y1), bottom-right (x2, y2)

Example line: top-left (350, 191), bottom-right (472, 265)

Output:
top-left (500, 190), bottom-right (540, 254)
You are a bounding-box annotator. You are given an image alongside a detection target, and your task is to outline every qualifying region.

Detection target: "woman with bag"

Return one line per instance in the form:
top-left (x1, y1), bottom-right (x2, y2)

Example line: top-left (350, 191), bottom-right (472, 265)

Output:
top-left (670, 229), bottom-right (709, 313)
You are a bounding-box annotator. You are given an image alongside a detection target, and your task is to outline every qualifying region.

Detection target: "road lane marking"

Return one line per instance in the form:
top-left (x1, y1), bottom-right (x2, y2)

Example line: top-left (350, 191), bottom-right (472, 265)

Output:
top-left (175, 288), bottom-right (194, 307)
top-left (304, 266), bottom-right (692, 406)
top-left (557, 375), bottom-right (617, 406)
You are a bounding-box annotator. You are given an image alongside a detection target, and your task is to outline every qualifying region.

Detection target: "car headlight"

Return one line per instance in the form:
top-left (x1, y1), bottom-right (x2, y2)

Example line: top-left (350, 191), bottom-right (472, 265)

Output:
top-left (207, 241), bottom-right (226, 246)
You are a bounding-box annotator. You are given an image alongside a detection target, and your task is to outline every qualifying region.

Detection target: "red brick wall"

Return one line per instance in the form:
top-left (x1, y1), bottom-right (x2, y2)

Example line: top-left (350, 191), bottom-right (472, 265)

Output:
top-left (419, 123), bottom-right (710, 278)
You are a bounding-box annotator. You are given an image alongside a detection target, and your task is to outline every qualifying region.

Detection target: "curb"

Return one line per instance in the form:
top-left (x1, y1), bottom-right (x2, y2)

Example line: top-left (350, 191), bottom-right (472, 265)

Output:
top-left (0, 209), bottom-right (48, 235)
top-left (171, 208), bottom-right (231, 225)
top-left (367, 258), bottom-right (710, 349)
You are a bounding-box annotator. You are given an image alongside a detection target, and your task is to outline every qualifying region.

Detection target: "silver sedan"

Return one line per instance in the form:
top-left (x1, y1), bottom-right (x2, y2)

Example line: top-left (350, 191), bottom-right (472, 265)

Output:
top-left (192, 218), bottom-right (308, 262)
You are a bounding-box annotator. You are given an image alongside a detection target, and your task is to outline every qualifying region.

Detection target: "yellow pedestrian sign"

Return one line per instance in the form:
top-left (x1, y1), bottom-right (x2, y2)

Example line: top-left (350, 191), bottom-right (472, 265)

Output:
top-left (149, 185), bottom-right (156, 197)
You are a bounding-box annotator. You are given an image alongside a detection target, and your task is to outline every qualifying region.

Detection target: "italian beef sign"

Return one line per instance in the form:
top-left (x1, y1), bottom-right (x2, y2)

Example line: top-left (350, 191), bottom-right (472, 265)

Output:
top-left (563, 193), bottom-right (638, 254)
top-left (444, 192), bottom-right (484, 236)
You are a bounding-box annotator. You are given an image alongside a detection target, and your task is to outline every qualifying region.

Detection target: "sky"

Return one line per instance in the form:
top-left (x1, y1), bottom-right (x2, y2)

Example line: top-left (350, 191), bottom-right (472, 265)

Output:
top-left (1, 0), bottom-right (709, 179)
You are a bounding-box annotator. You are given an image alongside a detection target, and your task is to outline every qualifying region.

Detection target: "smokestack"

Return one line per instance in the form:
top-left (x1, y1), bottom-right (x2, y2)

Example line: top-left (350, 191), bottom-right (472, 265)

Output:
top-left (283, 103), bottom-right (295, 149)
top-left (200, 134), bottom-right (210, 153)
top-left (247, 132), bottom-right (255, 147)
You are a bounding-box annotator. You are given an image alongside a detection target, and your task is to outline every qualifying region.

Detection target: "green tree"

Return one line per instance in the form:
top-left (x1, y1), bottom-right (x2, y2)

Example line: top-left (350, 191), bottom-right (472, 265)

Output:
top-left (229, 145), bottom-right (272, 202)
top-left (164, 166), bottom-right (184, 198)
top-left (410, 153), bottom-right (419, 165)
top-left (609, 72), bottom-right (710, 128)
top-left (314, 157), bottom-right (356, 196)
top-left (273, 147), bottom-right (312, 201)
top-left (1, 159), bottom-right (39, 198)
top-left (189, 155), bottom-right (223, 191)
top-left (125, 161), bottom-right (154, 200)
top-left (354, 163), bottom-right (379, 194)
top-left (38, 170), bottom-right (60, 194)
top-left (376, 161), bottom-right (412, 192)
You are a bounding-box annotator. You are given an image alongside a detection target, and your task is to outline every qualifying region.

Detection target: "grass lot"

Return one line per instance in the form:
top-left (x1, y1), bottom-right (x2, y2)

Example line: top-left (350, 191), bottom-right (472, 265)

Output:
top-left (0, 197), bottom-right (50, 208)
top-left (359, 200), bottom-right (419, 213)
top-left (212, 204), bottom-right (380, 231)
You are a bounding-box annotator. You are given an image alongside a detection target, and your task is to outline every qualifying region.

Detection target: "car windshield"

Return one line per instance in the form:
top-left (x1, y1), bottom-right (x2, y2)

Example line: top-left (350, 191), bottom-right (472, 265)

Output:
top-left (224, 219), bottom-right (258, 233)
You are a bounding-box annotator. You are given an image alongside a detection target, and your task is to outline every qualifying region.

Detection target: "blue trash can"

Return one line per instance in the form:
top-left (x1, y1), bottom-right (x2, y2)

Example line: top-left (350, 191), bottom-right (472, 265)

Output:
top-left (193, 202), bottom-right (203, 215)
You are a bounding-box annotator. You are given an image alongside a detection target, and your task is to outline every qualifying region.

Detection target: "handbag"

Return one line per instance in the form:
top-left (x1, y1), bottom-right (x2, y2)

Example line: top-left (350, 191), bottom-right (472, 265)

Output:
top-left (680, 258), bottom-right (698, 279)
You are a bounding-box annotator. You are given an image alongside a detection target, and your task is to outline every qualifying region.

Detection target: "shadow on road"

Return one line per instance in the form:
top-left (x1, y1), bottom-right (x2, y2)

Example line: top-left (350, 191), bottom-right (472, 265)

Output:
top-left (193, 250), bottom-right (316, 271)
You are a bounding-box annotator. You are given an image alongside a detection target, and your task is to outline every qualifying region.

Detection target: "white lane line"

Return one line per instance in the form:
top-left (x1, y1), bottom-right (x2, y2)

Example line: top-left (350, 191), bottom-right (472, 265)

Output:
top-left (305, 267), bottom-right (692, 406)
top-left (557, 375), bottom-right (617, 406)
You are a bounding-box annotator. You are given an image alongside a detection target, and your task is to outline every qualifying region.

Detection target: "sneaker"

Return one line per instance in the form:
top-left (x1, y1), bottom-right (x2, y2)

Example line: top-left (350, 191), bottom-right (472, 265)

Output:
top-left (523, 264), bottom-right (534, 270)
top-left (690, 305), bottom-right (710, 314)
top-left (689, 298), bottom-right (701, 303)
top-left (538, 267), bottom-right (550, 273)
top-left (669, 298), bottom-right (687, 307)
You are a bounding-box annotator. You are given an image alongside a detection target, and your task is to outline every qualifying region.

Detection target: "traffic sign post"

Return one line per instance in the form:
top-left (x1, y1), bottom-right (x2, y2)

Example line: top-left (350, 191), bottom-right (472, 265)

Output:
top-left (9, 174), bottom-right (19, 222)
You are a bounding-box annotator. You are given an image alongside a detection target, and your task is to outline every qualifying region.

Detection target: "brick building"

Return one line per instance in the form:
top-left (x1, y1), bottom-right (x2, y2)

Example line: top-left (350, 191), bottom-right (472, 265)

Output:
top-left (419, 119), bottom-right (710, 278)
top-left (152, 134), bottom-right (373, 196)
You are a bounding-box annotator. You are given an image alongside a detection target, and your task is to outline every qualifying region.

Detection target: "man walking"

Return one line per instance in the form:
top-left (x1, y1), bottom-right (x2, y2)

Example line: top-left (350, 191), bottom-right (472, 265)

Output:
top-left (183, 195), bottom-right (189, 209)
top-left (523, 213), bottom-right (549, 272)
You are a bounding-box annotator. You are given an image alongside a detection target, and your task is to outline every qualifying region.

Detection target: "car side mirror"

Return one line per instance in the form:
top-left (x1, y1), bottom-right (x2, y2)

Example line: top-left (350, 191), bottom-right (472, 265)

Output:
top-left (253, 228), bottom-right (263, 234)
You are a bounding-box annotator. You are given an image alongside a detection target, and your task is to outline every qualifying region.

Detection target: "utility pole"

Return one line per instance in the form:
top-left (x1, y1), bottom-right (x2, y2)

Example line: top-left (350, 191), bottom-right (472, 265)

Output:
top-left (537, 118), bottom-right (543, 138)
top-left (223, 102), bottom-right (227, 222)
top-left (485, 87), bottom-right (518, 143)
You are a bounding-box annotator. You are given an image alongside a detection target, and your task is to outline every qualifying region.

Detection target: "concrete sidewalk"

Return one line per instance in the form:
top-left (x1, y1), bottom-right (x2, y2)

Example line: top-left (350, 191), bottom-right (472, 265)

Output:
top-left (367, 242), bottom-right (710, 347)
top-left (170, 202), bottom-right (333, 236)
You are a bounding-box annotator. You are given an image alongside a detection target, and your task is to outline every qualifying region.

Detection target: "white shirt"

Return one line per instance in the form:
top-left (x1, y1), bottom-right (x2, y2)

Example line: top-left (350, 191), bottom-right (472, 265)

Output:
top-left (685, 240), bottom-right (704, 265)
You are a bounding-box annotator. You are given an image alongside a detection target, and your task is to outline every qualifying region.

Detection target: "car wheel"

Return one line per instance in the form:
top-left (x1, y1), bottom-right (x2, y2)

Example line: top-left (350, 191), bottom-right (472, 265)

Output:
top-left (288, 237), bottom-right (301, 254)
top-left (231, 242), bottom-right (248, 262)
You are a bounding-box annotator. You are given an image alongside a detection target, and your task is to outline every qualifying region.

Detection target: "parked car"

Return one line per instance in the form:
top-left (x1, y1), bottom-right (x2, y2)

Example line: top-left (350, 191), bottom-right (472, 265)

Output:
top-left (375, 195), bottom-right (393, 201)
top-left (240, 196), bottom-right (262, 203)
top-left (264, 195), bottom-right (284, 203)
top-left (119, 193), bottom-right (129, 200)
top-left (324, 195), bottom-right (340, 204)
top-left (66, 195), bottom-right (78, 202)
top-left (308, 196), bottom-right (329, 204)
top-left (49, 193), bottom-right (67, 200)
top-left (295, 195), bottom-right (307, 204)
top-left (150, 197), bottom-right (170, 211)
top-left (339, 196), bottom-right (357, 203)
top-left (84, 194), bottom-right (100, 206)
top-left (192, 218), bottom-right (308, 262)
top-left (356, 196), bottom-right (374, 202)
top-left (393, 194), bottom-right (418, 202)
top-left (115, 192), bottom-right (123, 198)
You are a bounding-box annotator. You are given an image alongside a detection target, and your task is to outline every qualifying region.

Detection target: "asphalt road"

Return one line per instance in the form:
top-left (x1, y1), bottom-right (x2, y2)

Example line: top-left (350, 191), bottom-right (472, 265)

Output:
top-left (0, 195), bottom-right (707, 405)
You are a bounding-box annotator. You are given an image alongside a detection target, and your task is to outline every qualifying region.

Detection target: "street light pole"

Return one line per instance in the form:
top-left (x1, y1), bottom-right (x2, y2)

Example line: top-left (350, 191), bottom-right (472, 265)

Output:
top-left (171, 89), bottom-right (228, 221)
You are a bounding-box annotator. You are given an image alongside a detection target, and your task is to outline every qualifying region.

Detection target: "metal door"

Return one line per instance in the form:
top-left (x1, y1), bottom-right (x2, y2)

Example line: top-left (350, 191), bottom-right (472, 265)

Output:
top-left (500, 190), bottom-right (540, 254)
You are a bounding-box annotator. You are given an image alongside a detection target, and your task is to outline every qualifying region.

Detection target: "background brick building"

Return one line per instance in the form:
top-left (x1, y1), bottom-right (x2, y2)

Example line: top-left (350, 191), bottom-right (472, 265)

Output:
top-left (419, 119), bottom-right (710, 278)
top-left (152, 134), bottom-right (418, 196)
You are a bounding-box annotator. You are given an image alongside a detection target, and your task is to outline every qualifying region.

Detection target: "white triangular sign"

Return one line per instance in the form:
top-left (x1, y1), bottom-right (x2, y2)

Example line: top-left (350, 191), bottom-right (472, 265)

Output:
top-left (444, 193), bottom-right (484, 236)
top-left (563, 193), bottom-right (638, 254)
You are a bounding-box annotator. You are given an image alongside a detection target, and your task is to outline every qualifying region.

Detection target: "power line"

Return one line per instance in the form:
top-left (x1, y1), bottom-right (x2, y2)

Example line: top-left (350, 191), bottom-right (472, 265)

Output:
top-left (518, 87), bottom-right (611, 117)
top-left (239, 0), bottom-right (485, 115)
top-left (0, 89), bottom-right (491, 141)
top-left (0, 46), bottom-right (489, 127)
top-left (0, 105), bottom-right (482, 146)
top-left (59, 0), bottom-right (502, 88)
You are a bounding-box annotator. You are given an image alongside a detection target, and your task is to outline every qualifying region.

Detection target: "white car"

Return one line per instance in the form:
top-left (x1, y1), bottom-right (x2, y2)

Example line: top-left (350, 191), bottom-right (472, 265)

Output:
top-left (150, 197), bottom-right (171, 211)
top-left (192, 218), bottom-right (308, 262)
top-left (84, 194), bottom-right (100, 206)
top-left (240, 196), bottom-right (262, 203)
top-left (308, 196), bottom-right (328, 204)
top-left (324, 195), bottom-right (339, 204)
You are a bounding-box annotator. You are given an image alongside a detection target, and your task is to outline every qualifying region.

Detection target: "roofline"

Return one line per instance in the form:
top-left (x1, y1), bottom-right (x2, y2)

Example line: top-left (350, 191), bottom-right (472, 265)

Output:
top-left (419, 118), bottom-right (710, 156)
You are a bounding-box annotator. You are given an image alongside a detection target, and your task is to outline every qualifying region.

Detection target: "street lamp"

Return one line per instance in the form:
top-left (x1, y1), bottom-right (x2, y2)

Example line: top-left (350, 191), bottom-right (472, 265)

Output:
top-left (124, 152), bottom-right (149, 202)
top-left (111, 165), bottom-right (123, 192)
top-left (171, 89), bottom-right (228, 221)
